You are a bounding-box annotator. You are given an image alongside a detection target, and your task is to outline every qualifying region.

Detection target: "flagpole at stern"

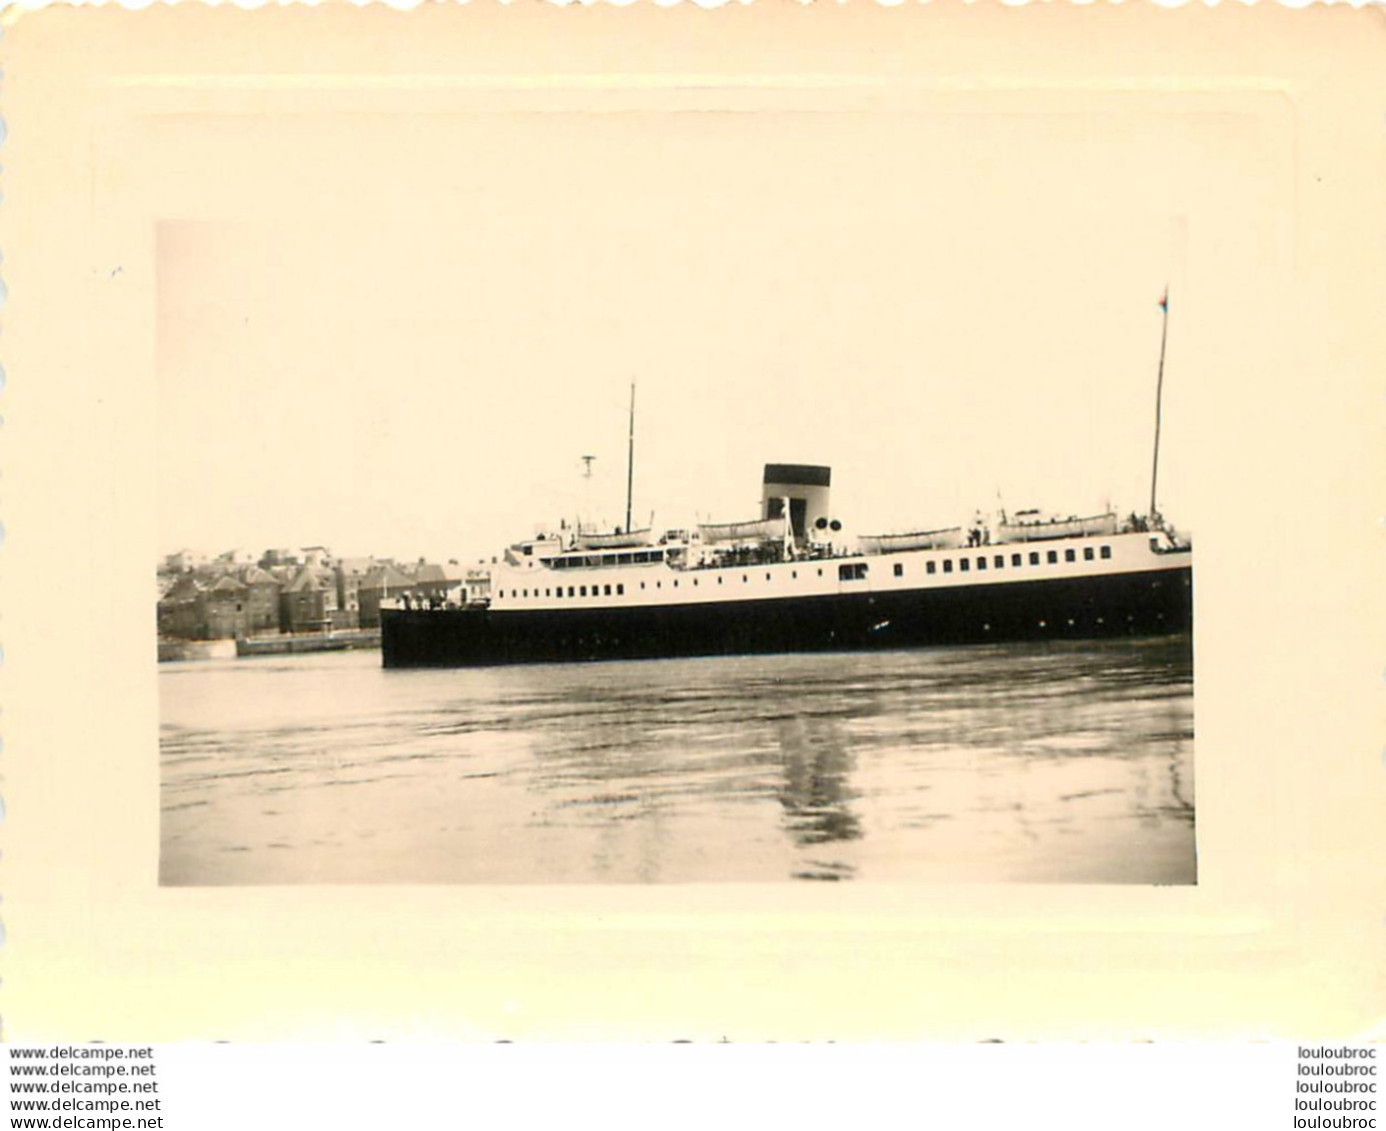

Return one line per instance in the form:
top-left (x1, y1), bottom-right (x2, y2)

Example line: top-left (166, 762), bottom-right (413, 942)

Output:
top-left (1149, 288), bottom-right (1170, 520)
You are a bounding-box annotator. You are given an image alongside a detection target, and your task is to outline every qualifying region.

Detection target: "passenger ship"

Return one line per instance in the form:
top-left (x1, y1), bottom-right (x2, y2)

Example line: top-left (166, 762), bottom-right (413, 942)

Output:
top-left (383, 298), bottom-right (1191, 668)
top-left (380, 461), bottom-right (1192, 668)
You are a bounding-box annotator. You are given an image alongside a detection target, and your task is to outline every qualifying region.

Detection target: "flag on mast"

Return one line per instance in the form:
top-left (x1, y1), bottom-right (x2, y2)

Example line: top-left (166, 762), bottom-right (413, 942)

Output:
top-left (1159, 288), bottom-right (1169, 311)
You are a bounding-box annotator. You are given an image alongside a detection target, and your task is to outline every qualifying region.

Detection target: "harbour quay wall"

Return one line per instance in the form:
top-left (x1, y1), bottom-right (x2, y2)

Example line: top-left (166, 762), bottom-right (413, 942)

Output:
top-left (236, 629), bottom-right (381, 657)
top-left (157, 638), bottom-right (237, 663)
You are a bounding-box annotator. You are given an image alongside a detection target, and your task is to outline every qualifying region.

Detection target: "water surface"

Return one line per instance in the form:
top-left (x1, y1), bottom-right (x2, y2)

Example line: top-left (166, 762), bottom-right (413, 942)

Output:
top-left (160, 637), bottom-right (1195, 884)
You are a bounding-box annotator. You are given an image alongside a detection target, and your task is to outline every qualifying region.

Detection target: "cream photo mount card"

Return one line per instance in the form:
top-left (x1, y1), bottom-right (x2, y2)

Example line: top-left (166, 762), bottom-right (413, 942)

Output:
top-left (2, 2), bottom-right (1383, 1041)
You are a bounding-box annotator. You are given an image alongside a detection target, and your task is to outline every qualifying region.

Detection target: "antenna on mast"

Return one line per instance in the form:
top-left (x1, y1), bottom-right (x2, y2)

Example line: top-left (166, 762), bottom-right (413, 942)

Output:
top-left (1149, 287), bottom-right (1170, 520)
top-left (624, 383), bottom-right (636, 536)
top-left (575, 455), bottom-right (597, 539)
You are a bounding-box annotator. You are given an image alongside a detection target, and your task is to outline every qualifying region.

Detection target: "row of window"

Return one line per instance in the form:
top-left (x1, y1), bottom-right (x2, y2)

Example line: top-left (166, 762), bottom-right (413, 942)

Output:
top-left (502, 568), bottom-right (830, 599)
top-left (913, 544), bottom-right (1112, 577)
top-left (500, 582), bottom-right (629, 600)
top-left (499, 545), bottom-right (1115, 599)
top-left (545, 550), bottom-right (667, 570)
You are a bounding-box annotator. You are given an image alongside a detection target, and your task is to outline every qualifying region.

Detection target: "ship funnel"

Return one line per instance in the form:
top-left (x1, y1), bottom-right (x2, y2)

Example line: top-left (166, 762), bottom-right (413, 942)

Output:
top-left (762, 463), bottom-right (832, 543)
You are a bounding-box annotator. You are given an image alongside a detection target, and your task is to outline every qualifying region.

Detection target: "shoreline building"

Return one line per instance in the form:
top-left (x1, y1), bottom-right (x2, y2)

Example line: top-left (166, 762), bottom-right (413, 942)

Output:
top-left (280, 565), bottom-right (339, 634)
top-left (358, 564), bottom-right (416, 628)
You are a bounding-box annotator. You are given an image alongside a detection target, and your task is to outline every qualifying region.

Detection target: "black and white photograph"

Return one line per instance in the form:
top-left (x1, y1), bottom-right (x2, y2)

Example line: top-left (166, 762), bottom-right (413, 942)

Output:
top-left (152, 70), bottom-right (1214, 887)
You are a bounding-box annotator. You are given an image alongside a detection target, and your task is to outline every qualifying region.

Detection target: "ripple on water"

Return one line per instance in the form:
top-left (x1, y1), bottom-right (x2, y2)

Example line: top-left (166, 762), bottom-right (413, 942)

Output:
top-left (160, 637), bottom-right (1195, 884)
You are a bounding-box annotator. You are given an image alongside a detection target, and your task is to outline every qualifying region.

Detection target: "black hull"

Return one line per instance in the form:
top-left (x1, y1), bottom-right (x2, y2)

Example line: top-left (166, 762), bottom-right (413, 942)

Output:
top-left (382, 566), bottom-right (1192, 668)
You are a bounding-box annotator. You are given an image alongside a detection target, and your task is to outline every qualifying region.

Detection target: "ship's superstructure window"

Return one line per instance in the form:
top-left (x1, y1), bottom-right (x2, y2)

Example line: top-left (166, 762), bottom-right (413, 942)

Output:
top-left (743, 574), bottom-right (749, 583)
top-left (1029, 552), bottom-right (1040, 565)
top-left (765, 572), bottom-right (772, 582)
top-left (1012, 553), bottom-right (1022, 567)
top-left (1065, 549), bottom-right (1076, 562)
top-left (893, 563), bottom-right (903, 577)
top-left (673, 580), bottom-right (679, 588)
top-left (994, 555), bottom-right (1005, 569)
top-left (580, 586), bottom-right (588, 596)
top-left (977, 557), bottom-right (987, 570)
top-left (838, 563), bottom-right (868, 581)
top-left (604, 584), bottom-right (612, 595)
top-left (617, 584), bottom-right (624, 595)
top-left (959, 559), bottom-right (970, 572)
top-left (567, 586), bottom-right (575, 597)
top-left (547, 548), bottom-right (666, 570)
top-left (1047, 551), bottom-right (1058, 564)
top-left (927, 561), bottom-right (936, 575)
top-left (1084, 547), bottom-right (1095, 561)
top-left (1100, 545), bottom-right (1112, 559)
top-left (943, 560), bottom-right (953, 573)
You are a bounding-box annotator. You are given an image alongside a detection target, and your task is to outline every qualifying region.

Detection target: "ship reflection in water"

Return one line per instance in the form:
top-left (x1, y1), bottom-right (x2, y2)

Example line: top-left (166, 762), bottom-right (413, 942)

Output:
top-left (159, 636), bottom-right (1194, 885)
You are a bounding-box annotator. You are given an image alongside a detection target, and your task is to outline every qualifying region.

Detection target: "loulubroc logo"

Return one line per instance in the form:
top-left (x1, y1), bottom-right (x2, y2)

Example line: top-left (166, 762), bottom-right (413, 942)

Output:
top-left (1294, 1047), bottom-right (1378, 1130)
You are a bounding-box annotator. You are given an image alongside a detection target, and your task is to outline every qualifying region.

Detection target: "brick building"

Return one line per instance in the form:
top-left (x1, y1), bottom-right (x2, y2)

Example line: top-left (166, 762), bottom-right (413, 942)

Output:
top-left (201, 575), bottom-right (251, 639)
top-left (280, 566), bottom-right (339, 633)
top-left (239, 566), bottom-right (283, 634)
top-left (334, 557), bottom-right (376, 631)
top-left (358, 564), bottom-right (415, 628)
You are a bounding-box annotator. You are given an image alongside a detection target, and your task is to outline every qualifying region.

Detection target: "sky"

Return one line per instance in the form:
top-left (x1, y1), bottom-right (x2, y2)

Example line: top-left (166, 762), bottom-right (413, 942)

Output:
top-left (156, 102), bottom-right (1285, 565)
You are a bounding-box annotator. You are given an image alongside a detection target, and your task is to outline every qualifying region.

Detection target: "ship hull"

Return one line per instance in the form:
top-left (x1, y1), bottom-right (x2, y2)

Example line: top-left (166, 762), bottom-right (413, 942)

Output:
top-left (382, 564), bottom-right (1192, 668)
